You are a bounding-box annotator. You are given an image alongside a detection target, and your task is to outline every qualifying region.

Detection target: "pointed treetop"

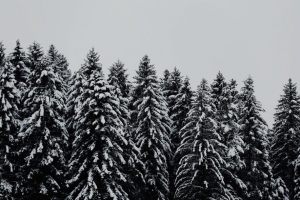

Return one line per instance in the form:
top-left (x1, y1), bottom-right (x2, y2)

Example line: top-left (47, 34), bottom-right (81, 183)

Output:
top-left (135, 55), bottom-right (156, 82)
top-left (47, 44), bottom-right (59, 61)
top-left (10, 39), bottom-right (26, 66)
top-left (242, 76), bottom-right (254, 93)
top-left (27, 42), bottom-right (44, 61)
top-left (80, 48), bottom-right (102, 77)
top-left (0, 42), bottom-right (5, 67)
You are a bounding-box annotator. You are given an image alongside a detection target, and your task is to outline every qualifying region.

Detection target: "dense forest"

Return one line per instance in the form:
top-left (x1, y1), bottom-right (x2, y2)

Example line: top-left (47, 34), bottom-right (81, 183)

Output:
top-left (0, 40), bottom-right (298, 200)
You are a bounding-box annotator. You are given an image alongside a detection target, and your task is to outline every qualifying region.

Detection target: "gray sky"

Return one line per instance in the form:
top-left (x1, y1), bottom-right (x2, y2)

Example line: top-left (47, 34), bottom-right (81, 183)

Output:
top-left (1, 1), bottom-right (300, 127)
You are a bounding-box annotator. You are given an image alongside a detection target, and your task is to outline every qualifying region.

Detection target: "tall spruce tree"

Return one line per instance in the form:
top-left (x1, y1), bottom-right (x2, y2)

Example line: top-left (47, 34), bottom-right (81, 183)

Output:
top-left (0, 61), bottom-right (20, 199)
top-left (17, 50), bottom-right (68, 199)
top-left (65, 71), bottom-right (84, 159)
top-left (171, 76), bottom-right (193, 149)
top-left (9, 40), bottom-right (30, 93)
top-left (130, 55), bottom-right (172, 200)
top-left (211, 73), bottom-right (246, 199)
top-left (107, 60), bottom-right (145, 199)
top-left (0, 42), bottom-right (5, 71)
top-left (237, 77), bottom-right (273, 200)
top-left (47, 45), bottom-right (71, 91)
top-left (80, 48), bottom-right (102, 79)
top-left (271, 79), bottom-right (300, 199)
top-left (175, 79), bottom-right (233, 200)
top-left (27, 42), bottom-right (44, 72)
top-left (160, 69), bottom-right (171, 92)
top-left (66, 66), bottom-right (129, 199)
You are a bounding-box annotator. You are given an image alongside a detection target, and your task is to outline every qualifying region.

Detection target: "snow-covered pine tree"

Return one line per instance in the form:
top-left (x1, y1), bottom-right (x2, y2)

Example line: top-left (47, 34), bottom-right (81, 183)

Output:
top-left (108, 60), bottom-right (131, 98)
top-left (171, 76), bottom-right (193, 195)
top-left (65, 71), bottom-right (84, 158)
top-left (130, 55), bottom-right (172, 200)
top-left (175, 79), bottom-right (233, 200)
top-left (9, 40), bottom-right (30, 93)
top-left (160, 69), bottom-right (171, 92)
top-left (107, 60), bottom-right (145, 199)
top-left (47, 45), bottom-right (71, 92)
top-left (0, 61), bottom-right (20, 199)
top-left (27, 42), bottom-right (44, 72)
top-left (66, 66), bottom-right (129, 200)
top-left (210, 73), bottom-right (246, 199)
top-left (161, 68), bottom-right (183, 199)
top-left (0, 42), bottom-right (5, 71)
top-left (237, 77), bottom-right (273, 200)
top-left (57, 53), bottom-right (71, 83)
top-left (80, 48), bottom-right (102, 79)
top-left (271, 79), bottom-right (300, 199)
top-left (17, 51), bottom-right (68, 199)
top-left (171, 76), bottom-right (193, 149)
top-left (166, 68), bottom-right (183, 117)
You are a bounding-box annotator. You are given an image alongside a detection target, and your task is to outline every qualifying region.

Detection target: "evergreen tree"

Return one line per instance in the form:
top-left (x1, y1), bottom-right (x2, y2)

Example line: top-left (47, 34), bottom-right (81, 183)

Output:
top-left (175, 79), bottom-right (233, 200)
top-left (271, 79), bottom-right (300, 199)
top-left (108, 60), bottom-right (131, 97)
top-left (171, 76), bottom-right (193, 149)
top-left (130, 55), bottom-right (172, 200)
top-left (66, 68), bottom-right (129, 199)
top-left (65, 71), bottom-right (84, 158)
top-left (0, 42), bottom-right (5, 71)
top-left (237, 77), bottom-right (273, 200)
top-left (211, 73), bottom-right (246, 199)
top-left (47, 44), bottom-right (71, 91)
top-left (17, 53), bottom-right (68, 199)
top-left (80, 48), bottom-right (102, 79)
top-left (108, 60), bottom-right (145, 199)
top-left (9, 40), bottom-right (30, 93)
top-left (0, 61), bottom-right (20, 199)
top-left (160, 69), bottom-right (171, 92)
top-left (27, 42), bottom-right (44, 72)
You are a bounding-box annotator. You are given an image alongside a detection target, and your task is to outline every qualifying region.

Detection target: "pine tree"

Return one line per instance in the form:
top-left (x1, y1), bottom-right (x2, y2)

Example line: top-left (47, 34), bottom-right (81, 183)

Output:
top-left (108, 60), bottom-right (131, 98)
top-left (237, 77), bottom-right (273, 200)
top-left (17, 52), bottom-right (68, 199)
top-left (175, 79), bottom-right (233, 200)
top-left (80, 48), bottom-right (102, 79)
top-left (108, 60), bottom-right (145, 199)
top-left (271, 79), bottom-right (300, 199)
top-left (47, 44), bottom-right (71, 92)
top-left (130, 55), bottom-right (172, 200)
top-left (9, 40), bottom-right (30, 93)
top-left (0, 61), bottom-right (20, 199)
top-left (160, 69), bottom-right (171, 91)
top-left (27, 42), bottom-right (44, 72)
top-left (171, 76), bottom-right (193, 193)
top-left (211, 73), bottom-right (246, 199)
top-left (0, 42), bottom-right (5, 71)
top-left (65, 71), bottom-right (84, 158)
top-left (171, 76), bottom-right (193, 149)
top-left (66, 67), bottom-right (129, 199)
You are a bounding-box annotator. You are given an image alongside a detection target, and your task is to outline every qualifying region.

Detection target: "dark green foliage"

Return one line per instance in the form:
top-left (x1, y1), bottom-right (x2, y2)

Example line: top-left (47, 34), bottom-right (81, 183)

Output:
top-left (80, 48), bottom-right (102, 78)
top-left (175, 79), bottom-right (232, 200)
top-left (9, 40), bottom-right (30, 93)
top-left (66, 68), bottom-right (129, 199)
top-left (130, 55), bottom-right (172, 200)
top-left (272, 79), bottom-right (300, 199)
top-left (17, 51), bottom-right (68, 199)
top-left (108, 60), bottom-right (145, 199)
top-left (237, 77), bottom-right (273, 200)
top-left (0, 61), bottom-right (20, 199)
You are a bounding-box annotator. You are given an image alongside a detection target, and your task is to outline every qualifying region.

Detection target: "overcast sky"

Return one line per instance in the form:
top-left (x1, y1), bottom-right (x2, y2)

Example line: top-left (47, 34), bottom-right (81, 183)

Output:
top-left (1, 1), bottom-right (300, 127)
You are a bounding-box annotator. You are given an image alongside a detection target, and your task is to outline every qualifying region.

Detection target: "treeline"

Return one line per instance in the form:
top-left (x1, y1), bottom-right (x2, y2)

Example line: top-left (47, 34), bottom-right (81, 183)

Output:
top-left (0, 40), bottom-right (299, 199)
